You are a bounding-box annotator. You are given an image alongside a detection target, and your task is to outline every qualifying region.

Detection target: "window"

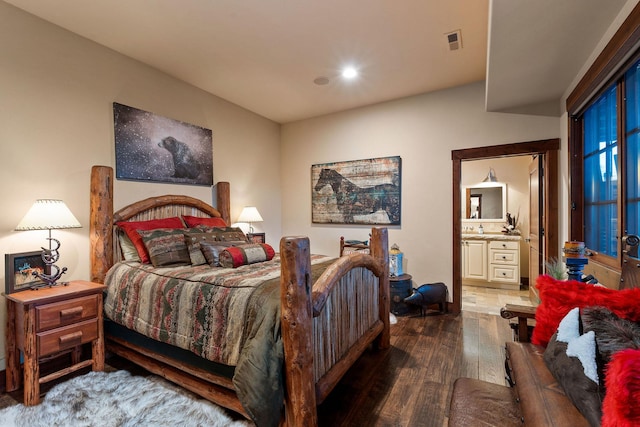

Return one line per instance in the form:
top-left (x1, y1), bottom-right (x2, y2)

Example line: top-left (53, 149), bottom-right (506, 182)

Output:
top-left (625, 62), bottom-right (640, 237)
top-left (568, 4), bottom-right (640, 269)
top-left (583, 85), bottom-right (618, 257)
top-left (579, 61), bottom-right (640, 263)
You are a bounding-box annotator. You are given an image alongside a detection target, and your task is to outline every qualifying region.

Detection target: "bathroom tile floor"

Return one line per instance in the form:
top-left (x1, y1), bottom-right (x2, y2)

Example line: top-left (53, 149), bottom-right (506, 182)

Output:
top-left (462, 284), bottom-right (534, 315)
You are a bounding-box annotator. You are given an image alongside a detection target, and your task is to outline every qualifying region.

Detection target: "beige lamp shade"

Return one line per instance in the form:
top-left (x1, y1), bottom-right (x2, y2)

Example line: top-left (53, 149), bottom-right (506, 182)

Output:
top-left (15, 199), bottom-right (82, 231)
top-left (237, 206), bottom-right (263, 233)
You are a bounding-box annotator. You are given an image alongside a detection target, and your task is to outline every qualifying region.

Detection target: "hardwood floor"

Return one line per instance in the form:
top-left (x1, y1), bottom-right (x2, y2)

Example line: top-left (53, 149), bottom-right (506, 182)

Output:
top-left (317, 310), bottom-right (513, 426)
top-left (0, 309), bottom-right (514, 426)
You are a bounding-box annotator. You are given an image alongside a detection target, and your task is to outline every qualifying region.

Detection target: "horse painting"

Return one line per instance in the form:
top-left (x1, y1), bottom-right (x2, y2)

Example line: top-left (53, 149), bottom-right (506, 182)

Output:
top-left (313, 167), bottom-right (401, 224)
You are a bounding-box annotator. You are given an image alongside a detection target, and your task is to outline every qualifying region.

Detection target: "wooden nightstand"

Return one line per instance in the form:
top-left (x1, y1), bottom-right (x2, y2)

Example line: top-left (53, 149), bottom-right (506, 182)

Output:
top-left (4, 280), bottom-right (107, 405)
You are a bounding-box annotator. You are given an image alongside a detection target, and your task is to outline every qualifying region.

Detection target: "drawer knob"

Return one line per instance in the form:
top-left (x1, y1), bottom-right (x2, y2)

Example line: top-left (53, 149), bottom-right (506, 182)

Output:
top-left (502, 256), bottom-right (506, 260)
top-left (59, 331), bottom-right (83, 346)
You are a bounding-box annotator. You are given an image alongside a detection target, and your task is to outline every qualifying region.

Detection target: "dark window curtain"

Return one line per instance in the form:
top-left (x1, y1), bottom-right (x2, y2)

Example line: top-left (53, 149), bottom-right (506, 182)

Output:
top-left (583, 85), bottom-right (618, 256)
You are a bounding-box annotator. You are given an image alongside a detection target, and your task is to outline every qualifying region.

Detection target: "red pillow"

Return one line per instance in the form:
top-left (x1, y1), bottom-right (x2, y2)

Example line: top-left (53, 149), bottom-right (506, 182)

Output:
top-left (531, 275), bottom-right (640, 347)
top-left (602, 349), bottom-right (640, 427)
top-left (182, 215), bottom-right (226, 228)
top-left (219, 243), bottom-right (275, 268)
top-left (116, 217), bottom-right (185, 264)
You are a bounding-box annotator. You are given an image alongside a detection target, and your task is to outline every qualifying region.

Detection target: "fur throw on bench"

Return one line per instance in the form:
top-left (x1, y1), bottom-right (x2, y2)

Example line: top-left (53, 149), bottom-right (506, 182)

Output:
top-left (533, 276), bottom-right (640, 426)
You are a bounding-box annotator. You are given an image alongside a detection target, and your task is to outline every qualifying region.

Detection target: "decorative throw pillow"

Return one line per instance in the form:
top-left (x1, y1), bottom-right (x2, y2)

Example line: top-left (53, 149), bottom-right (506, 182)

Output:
top-left (532, 275), bottom-right (640, 347)
top-left (543, 308), bottom-right (603, 427)
top-left (182, 215), bottom-right (227, 228)
top-left (581, 306), bottom-right (640, 374)
top-left (118, 231), bottom-right (141, 262)
top-left (194, 226), bottom-right (249, 243)
top-left (602, 348), bottom-right (640, 427)
top-left (116, 217), bottom-right (185, 264)
top-left (183, 230), bottom-right (223, 266)
top-left (199, 241), bottom-right (246, 267)
top-left (218, 243), bottom-right (275, 268)
top-left (138, 228), bottom-right (191, 268)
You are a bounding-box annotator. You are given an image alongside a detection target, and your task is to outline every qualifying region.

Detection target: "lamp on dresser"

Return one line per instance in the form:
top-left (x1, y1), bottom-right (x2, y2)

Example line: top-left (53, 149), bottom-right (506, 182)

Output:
top-left (15, 199), bottom-right (81, 288)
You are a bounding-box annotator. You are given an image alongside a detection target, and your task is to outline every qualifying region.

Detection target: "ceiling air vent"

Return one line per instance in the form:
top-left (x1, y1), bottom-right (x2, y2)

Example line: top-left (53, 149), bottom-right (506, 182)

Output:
top-left (446, 30), bottom-right (462, 51)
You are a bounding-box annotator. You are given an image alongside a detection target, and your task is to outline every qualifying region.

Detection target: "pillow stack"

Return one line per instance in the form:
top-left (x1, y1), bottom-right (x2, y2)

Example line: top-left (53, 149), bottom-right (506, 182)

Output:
top-left (115, 215), bottom-right (275, 268)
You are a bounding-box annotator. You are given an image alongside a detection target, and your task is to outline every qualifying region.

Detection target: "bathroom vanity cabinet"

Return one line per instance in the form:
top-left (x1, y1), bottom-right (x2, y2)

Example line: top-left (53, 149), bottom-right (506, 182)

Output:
top-left (462, 234), bottom-right (521, 290)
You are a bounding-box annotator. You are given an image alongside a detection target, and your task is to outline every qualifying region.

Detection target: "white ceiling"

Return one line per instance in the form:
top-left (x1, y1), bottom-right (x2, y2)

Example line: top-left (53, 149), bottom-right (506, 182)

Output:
top-left (4, 0), bottom-right (632, 123)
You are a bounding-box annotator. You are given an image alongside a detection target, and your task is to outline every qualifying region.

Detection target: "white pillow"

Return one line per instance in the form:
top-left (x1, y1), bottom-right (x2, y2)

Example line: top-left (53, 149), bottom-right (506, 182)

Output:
top-left (555, 307), bottom-right (599, 384)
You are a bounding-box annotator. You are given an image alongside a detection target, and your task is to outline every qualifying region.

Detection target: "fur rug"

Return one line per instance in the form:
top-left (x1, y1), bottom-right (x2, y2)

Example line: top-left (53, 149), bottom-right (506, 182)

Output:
top-left (0, 370), bottom-right (251, 426)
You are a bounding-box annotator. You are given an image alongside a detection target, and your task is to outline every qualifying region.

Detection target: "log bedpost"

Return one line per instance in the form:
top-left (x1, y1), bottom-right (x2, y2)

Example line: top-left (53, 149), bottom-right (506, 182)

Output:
top-left (215, 181), bottom-right (231, 226)
top-left (370, 227), bottom-right (390, 349)
top-left (280, 236), bottom-right (317, 427)
top-left (90, 165), bottom-right (114, 284)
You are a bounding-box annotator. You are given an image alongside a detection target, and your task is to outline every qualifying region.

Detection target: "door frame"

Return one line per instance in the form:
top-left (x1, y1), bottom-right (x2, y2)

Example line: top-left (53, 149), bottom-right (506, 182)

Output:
top-left (451, 139), bottom-right (560, 314)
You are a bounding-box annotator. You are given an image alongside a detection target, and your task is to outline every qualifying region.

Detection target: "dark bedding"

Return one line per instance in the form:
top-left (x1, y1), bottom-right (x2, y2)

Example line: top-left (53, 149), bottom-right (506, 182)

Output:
top-left (104, 255), bottom-right (334, 426)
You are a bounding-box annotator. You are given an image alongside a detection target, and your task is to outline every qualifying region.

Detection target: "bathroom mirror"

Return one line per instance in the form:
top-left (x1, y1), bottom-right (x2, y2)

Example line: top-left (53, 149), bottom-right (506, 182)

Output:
top-left (464, 183), bottom-right (506, 221)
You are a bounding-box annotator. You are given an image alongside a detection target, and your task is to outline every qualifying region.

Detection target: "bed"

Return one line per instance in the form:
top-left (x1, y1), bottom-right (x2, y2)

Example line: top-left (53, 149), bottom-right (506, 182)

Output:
top-left (89, 165), bottom-right (390, 427)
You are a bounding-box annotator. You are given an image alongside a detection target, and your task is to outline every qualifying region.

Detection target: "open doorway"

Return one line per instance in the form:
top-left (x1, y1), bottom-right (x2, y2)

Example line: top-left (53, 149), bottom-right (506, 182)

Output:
top-left (450, 139), bottom-right (560, 314)
top-left (461, 156), bottom-right (532, 314)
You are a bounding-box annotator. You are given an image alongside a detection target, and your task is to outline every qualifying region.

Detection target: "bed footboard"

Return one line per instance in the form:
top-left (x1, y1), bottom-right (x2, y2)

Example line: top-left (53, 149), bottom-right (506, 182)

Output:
top-left (280, 228), bottom-right (389, 427)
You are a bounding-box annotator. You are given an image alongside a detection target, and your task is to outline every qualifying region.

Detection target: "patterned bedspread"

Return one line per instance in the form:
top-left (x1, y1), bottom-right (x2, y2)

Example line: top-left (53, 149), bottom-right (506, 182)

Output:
top-left (104, 254), bottom-right (332, 365)
top-left (103, 254), bottom-right (334, 426)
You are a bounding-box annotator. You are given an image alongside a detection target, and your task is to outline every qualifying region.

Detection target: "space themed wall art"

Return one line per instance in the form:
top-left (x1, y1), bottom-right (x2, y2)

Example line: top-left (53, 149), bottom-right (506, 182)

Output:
top-left (113, 103), bottom-right (213, 186)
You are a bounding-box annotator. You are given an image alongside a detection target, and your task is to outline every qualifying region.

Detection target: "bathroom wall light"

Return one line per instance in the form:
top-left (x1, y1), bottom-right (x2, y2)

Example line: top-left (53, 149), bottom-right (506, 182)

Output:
top-left (482, 168), bottom-right (498, 182)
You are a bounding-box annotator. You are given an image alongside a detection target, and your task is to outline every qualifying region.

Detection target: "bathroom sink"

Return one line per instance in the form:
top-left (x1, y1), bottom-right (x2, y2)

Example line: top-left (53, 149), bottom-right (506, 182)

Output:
top-left (461, 233), bottom-right (521, 241)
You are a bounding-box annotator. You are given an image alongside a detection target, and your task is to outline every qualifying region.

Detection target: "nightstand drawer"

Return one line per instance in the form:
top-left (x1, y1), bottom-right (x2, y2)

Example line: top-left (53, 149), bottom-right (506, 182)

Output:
top-left (36, 295), bottom-right (99, 331)
top-left (37, 319), bottom-right (99, 357)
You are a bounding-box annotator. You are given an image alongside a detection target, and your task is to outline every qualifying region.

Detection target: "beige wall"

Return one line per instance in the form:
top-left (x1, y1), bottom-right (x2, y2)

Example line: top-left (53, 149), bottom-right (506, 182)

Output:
top-left (281, 82), bottom-right (558, 296)
top-left (0, 3), bottom-right (281, 371)
top-left (1, 0), bottom-right (636, 374)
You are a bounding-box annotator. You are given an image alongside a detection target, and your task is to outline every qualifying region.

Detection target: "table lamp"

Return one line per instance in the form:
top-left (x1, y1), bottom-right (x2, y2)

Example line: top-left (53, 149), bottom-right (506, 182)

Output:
top-left (15, 199), bottom-right (82, 288)
top-left (237, 206), bottom-right (263, 233)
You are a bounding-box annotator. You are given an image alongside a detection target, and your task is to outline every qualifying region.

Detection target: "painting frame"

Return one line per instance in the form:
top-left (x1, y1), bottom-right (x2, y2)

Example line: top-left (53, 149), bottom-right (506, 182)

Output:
top-left (312, 156), bottom-right (401, 225)
top-left (4, 251), bottom-right (47, 294)
top-left (113, 102), bottom-right (213, 186)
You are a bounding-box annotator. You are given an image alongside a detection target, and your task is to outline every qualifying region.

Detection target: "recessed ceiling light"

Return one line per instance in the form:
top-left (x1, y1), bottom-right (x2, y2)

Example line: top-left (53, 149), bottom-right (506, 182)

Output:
top-left (314, 76), bottom-right (330, 85)
top-left (342, 66), bottom-right (358, 79)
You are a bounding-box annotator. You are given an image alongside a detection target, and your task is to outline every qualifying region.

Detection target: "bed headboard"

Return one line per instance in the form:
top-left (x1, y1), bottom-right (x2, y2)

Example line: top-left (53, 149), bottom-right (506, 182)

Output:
top-left (89, 165), bottom-right (231, 283)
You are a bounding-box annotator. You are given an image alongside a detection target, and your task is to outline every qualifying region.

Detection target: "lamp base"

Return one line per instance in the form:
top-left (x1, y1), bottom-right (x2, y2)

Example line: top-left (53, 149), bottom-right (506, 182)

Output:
top-left (33, 237), bottom-right (69, 289)
top-left (32, 266), bottom-right (68, 289)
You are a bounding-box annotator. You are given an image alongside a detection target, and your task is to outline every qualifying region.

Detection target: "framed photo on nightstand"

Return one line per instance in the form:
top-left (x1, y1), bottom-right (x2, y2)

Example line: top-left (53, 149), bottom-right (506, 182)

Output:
top-left (247, 233), bottom-right (265, 244)
top-left (4, 251), bottom-right (48, 294)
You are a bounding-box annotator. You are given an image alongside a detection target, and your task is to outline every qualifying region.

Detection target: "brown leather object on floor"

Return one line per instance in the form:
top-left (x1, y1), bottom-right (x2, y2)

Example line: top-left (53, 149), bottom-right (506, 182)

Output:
top-left (448, 377), bottom-right (522, 426)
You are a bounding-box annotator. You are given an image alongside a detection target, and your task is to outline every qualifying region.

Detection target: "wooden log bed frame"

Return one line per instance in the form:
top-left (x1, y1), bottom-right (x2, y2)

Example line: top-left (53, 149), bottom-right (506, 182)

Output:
top-left (89, 165), bottom-right (390, 426)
